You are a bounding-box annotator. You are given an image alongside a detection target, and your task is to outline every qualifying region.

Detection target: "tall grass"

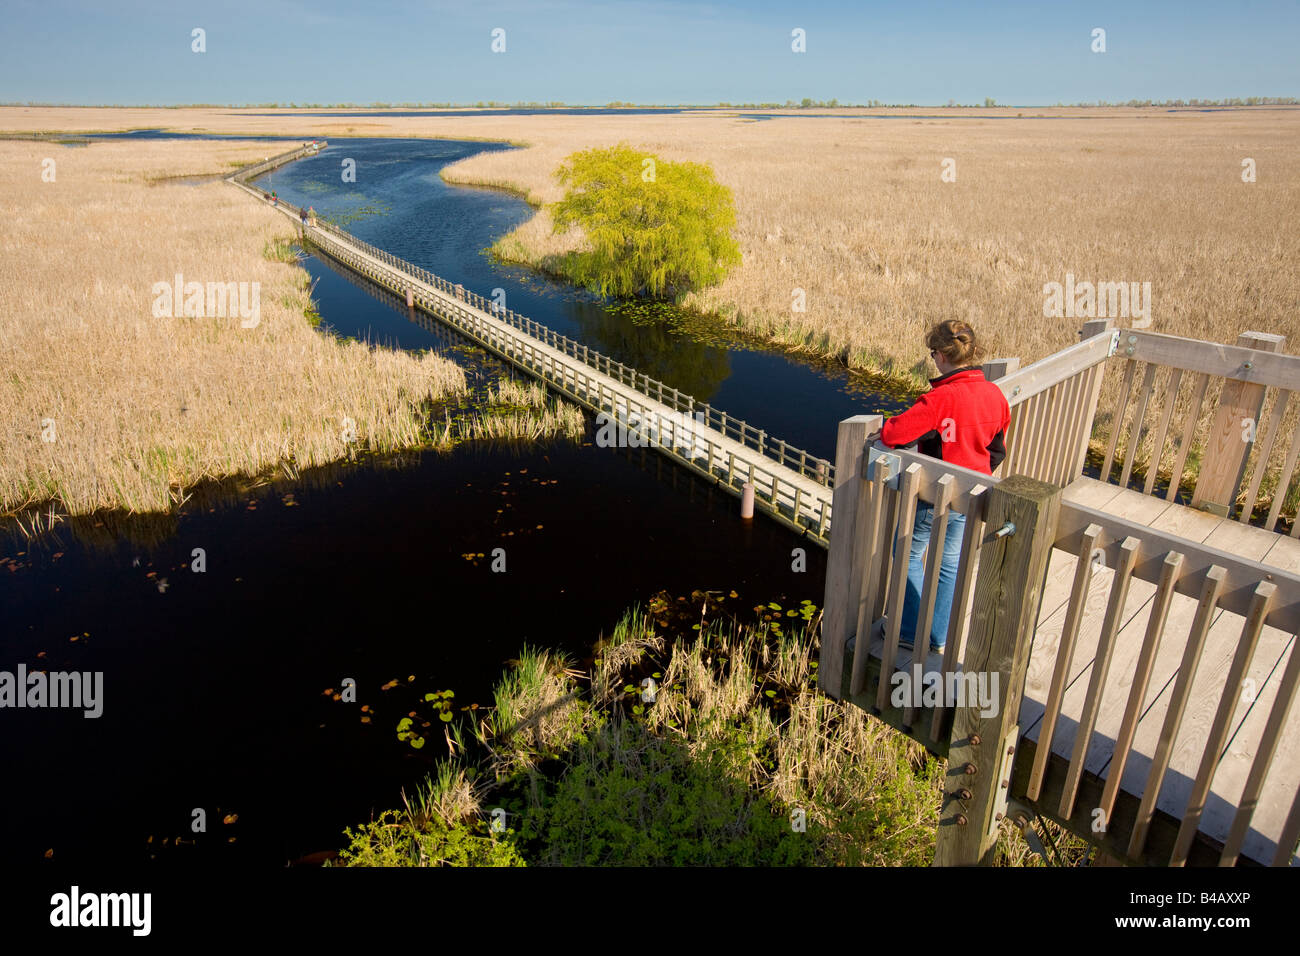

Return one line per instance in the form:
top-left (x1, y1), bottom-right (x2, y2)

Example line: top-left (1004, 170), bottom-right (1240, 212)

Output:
top-left (0, 138), bottom-right (469, 517)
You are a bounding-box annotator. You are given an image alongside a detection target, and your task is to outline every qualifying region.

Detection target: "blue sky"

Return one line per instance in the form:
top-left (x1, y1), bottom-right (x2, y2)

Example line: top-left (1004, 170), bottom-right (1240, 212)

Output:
top-left (2, 0), bottom-right (1297, 106)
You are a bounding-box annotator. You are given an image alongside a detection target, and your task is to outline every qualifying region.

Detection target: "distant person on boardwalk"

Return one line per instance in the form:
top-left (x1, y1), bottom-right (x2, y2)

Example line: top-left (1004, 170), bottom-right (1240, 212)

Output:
top-left (271, 191), bottom-right (278, 207)
top-left (870, 319), bottom-right (1010, 653)
top-left (307, 206), bottom-right (316, 226)
top-left (300, 204), bottom-right (309, 227)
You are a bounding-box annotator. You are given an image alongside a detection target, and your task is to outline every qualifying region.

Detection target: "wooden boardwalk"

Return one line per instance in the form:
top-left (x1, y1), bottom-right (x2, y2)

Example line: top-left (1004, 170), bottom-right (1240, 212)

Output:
top-left (226, 148), bottom-right (836, 545)
top-left (848, 475), bottom-right (1299, 865)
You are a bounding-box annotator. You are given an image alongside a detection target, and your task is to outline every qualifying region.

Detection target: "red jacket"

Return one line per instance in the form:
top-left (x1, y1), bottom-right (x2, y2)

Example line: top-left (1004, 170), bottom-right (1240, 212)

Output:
top-left (879, 367), bottom-right (1009, 475)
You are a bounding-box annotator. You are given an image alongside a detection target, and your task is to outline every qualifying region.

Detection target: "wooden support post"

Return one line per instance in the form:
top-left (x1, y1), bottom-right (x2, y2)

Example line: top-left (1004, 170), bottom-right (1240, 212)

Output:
top-left (741, 482), bottom-right (755, 519)
top-left (934, 474), bottom-right (1062, 866)
top-left (819, 415), bottom-right (878, 699)
top-left (981, 357), bottom-right (1021, 383)
top-left (1191, 331), bottom-right (1286, 516)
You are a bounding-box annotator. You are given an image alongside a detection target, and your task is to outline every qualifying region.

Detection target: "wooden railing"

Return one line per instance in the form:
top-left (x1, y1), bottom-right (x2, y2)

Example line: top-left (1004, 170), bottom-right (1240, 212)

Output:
top-left (984, 318), bottom-right (1118, 487)
top-left (224, 146), bottom-right (837, 542)
top-left (820, 414), bottom-right (1300, 866)
top-left (1096, 329), bottom-right (1300, 534)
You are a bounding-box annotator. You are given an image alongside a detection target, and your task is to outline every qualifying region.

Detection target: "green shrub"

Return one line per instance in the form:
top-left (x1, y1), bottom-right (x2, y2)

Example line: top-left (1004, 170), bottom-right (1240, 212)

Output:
top-left (334, 810), bottom-right (525, 867)
top-left (517, 716), bottom-right (814, 866)
top-left (551, 143), bottom-right (741, 299)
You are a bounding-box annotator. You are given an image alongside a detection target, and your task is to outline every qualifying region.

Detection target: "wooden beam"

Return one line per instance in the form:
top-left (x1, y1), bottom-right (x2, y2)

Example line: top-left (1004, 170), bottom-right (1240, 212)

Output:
top-left (1192, 333), bottom-right (1286, 516)
top-left (935, 474), bottom-right (1062, 866)
top-left (820, 416), bottom-right (878, 698)
top-left (1128, 329), bottom-right (1298, 389)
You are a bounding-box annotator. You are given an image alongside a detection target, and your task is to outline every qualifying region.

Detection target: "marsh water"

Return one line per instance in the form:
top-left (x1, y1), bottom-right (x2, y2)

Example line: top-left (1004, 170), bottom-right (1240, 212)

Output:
top-left (3, 133), bottom-right (902, 867)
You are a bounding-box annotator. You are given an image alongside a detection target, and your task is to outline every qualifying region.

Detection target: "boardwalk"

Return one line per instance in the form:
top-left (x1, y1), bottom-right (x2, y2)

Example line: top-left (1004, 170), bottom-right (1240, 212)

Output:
top-left (227, 147), bottom-right (835, 545)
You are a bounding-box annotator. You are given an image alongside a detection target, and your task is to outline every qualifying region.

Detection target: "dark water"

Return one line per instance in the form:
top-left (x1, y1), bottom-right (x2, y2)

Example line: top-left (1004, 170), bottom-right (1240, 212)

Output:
top-left (1, 132), bottom-right (891, 869)
top-left (2, 430), bottom-right (824, 867)
top-left (255, 137), bottom-right (907, 461)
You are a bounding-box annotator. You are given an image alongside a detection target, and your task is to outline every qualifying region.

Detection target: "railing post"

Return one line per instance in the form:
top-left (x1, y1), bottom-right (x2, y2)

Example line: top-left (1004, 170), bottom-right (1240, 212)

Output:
top-left (1191, 331), bottom-right (1286, 517)
top-left (818, 415), bottom-right (877, 699)
top-left (981, 357), bottom-right (1020, 383)
top-left (1069, 318), bottom-right (1115, 480)
top-left (934, 474), bottom-right (1061, 866)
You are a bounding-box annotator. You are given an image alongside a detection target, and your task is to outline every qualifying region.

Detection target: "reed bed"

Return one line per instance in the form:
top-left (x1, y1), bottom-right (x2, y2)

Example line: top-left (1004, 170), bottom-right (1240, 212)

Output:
top-left (0, 138), bottom-right (468, 516)
top-left (453, 378), bottom-right (586, 443)
top-left (8, 108), bottom-right (1295, 392)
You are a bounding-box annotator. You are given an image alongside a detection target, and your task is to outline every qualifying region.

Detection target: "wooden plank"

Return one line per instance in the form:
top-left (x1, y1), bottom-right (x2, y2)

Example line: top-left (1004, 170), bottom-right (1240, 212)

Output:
top-left (1072, 341), bottom-right (1113, 480)
top-left (1201, 519), bottom-right (1280, 563)
top-left (1100, 552), bottom-right (1184, 821)
top-left (1129, 329), bottom-right (1297, 390)
top-left (1062, 476), bottom-right (1124, 511)
top-left (1059, 537), bottom-right (1140, 819)
top-left (850, 466), bottom-right (891, 698)
top-left (1120, 364), bottom-right (1158, 491)
top-left (1143, 368), bottom-right (1184, 496)
top-left (1209, 626), bottom-right (1299, 865)
top-left (1220, 632), bottom-right (1300, 864)
top-left (1192, 333), bottom-right (1286, 516)
top-left (1239, 389), bottom-right (1291, 522)
top-left (1274, 779), bottom-right (1300, 866)
top-left (935, 475), bottom-right (1062, 865)
top-left (875, 464), bottom-right (922, 707)
top-left (1044, 376), bottom-right (1077, 486)
top-left (1265, 417), bottom-right (1300, 534)
top-left (905, 474), bottom-right (955, 731)
top-left (929, 484), bottom-right (989, 743)
top-left (1167, 373), bottom-right (1211, 503)
top-left (1263, 536), bottom-right (1300, 575)
top-left (818, 416), bottom-right (877, 697)
top-left (1170, 582), bottom-right (1275, 866)
top-left (1027, 525), bottom-right (1102, 801)
top-left (1055, 499), bottom-right (1300, 635)
top-left (1126, 566), bottom-right (1225, 859)
top-left (1101, 359), bottom-right (1137, 483)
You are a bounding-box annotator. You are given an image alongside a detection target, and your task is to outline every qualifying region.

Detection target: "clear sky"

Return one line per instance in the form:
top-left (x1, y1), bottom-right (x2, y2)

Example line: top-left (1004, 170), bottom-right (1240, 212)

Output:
top-left (2, 0), bottom-right (1297, 106)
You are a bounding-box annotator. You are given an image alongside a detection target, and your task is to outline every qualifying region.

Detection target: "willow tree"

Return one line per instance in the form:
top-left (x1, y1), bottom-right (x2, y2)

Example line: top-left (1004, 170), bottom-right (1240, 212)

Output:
top-left (550, 143), bottom-right (741, 299)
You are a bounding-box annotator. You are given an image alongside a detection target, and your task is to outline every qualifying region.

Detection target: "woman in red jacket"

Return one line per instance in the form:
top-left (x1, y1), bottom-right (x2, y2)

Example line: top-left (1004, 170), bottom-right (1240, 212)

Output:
top-left (872, 320), bottom-right (1009, 653)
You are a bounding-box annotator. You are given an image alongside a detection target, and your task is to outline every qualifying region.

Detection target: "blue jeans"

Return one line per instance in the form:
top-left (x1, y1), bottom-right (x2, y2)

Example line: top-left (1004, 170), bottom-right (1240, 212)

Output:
top-left (896, 503), bottom-right (966, 650)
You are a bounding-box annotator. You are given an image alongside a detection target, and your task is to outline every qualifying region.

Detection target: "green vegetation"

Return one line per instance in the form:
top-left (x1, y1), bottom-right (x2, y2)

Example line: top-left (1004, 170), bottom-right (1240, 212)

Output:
top-left (550, 143), bottom-right (741, 300)
top-left (335, 594), bottom-right (1087, 866)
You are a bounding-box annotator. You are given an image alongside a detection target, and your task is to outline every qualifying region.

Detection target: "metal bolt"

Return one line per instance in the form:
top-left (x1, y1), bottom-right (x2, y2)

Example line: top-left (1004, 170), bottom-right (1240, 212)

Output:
top-left (1007, 745), bottom-right (1015, 756)
top-left (968, 733), bottom-right (981, 746)
top-left (1002, 779), bottom-right (1010, 789)
top-left (1244, 361), bottom-right (1254, 370)
top-left (994, 522), bottom-right (1016, 538)
top-left (1012, 385), bottom-right (1021, 396)
top-left (1128, 335), bottom-right (1137, 344)
top-left (963, 762), bottom-right (978, 776)
top-left (955, 813), bottom-right (968, 826)
top-left (995, 812), bottom-right (1004, 822)
top-left (957, 788), bottom-right (973, 801)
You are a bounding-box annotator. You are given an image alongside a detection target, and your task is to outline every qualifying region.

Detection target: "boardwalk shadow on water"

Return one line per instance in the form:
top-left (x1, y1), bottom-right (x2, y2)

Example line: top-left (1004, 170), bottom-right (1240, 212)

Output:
top-left (1, 432), bottom-right (824, 867)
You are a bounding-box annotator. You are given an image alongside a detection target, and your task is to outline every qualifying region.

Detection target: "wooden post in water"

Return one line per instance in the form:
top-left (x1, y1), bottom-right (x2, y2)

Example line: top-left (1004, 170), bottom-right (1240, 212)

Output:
top-left (1191, 331), bottom-right (1285, 517)
top-left (819, 415), bottom-right (877, 699)
top-left (934, 474), bottom-right (1061, 866)
top-left (741, 482), bottom-right (755, 519)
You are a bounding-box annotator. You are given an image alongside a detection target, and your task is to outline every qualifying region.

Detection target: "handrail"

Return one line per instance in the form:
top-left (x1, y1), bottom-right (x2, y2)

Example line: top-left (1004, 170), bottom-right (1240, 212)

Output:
top-left (294, 221), bottom-right (836, 541)
top-left (227, 148), bottom-right (835, 489)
